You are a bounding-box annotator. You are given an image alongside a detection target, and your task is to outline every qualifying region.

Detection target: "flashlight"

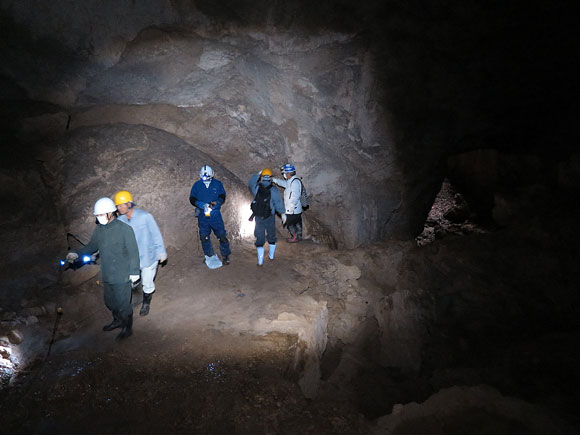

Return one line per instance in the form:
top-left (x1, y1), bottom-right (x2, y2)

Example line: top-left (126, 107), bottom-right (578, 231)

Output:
top-left (82, 255), bottom-right (91, 263)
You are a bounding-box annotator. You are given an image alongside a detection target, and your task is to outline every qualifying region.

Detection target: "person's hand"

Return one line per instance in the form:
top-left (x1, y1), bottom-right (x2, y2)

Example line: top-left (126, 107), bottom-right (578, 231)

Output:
top-left (210, 201), bottom-right (217, 207)
top-left (66, 252), bottom-right (78, 263)
top-left (158, 252), bottom-right (168, 263)
top-left (129, 275), bottom-right (140, 283)
top-left (281, 213), bottom-right (287, 225)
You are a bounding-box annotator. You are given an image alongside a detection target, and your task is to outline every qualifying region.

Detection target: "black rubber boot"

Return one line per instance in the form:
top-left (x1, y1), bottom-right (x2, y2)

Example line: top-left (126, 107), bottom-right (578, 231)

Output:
top-left (116, 314), bottom-right (133, 341)
top-left (223, 255), bottom-right (230, 265)
top-left (140, 292), bottom-right (152, 316)
top-left (103, 317), bottom-right (122, 332)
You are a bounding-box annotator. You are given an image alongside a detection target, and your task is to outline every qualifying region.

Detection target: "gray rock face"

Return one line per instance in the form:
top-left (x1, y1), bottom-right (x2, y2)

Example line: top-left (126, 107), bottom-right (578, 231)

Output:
top-left (70, 27), bottom-right (398, 248)
top-left (1, 1), bottom-right (424, 251)
top-left (45, 124), bottom-right (251, 250)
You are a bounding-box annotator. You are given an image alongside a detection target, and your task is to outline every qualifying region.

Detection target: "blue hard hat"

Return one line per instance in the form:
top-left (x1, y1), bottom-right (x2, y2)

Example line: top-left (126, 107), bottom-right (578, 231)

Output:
top-left (282, 164), bottom-right (296, 173)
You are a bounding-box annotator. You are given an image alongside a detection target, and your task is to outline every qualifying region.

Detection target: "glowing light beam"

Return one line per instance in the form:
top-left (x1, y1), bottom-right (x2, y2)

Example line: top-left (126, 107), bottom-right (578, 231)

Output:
top-left (238, 200), bottom-right (254, 239)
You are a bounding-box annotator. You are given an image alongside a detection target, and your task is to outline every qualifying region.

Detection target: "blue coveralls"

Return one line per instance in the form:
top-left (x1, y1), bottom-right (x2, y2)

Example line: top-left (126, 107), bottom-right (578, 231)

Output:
top-left (189, 178), bottom-right (231, 258)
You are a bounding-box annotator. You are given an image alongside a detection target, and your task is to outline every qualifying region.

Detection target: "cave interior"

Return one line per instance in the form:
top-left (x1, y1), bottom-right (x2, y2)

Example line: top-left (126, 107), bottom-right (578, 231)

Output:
top-left (1, 1), bottom-right (579, 434)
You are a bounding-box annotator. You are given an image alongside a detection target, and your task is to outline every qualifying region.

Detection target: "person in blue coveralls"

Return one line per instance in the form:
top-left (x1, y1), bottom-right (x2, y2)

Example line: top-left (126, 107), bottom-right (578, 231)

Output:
top-left (114, 190), bottom-right (167, 316)
top-left (189, 165), bottom-right (231, 266)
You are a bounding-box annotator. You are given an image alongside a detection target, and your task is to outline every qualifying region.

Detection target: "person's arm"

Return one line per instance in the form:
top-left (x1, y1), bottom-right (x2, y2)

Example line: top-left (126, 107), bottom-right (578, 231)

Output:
top-left (248, 173), bottom-right (260, 195)
top-left (214, 180), bottom-right (226, 209)
top-left (272, 177), bottom-right (288, 188)
top-left (189, 183), bottom-right (205, 209)
top-left (272, 188), bottom-right (286, 215)
top-left (147, 214), bottom-right (167, 261)
top-left (76, 227), bottom-right (100, 257)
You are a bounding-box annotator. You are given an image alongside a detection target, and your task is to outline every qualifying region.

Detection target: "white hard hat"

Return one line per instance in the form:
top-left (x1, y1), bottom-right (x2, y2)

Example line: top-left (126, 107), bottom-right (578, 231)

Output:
top-left (200, 165), bottom-right (214, 181)
top-left (93, 197), bottom-right (117, 215)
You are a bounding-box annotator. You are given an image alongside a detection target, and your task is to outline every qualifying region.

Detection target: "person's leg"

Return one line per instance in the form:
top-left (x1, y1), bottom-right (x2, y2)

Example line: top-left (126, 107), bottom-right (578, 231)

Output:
top-left (102, 282), bottom-right (122, 331)
top-left (264, 215), bottom-right (277, 259)
top-left (295, 213), bottom-right (303, 241)
top-left (198, 217), bottom-right (214, 257)
top-left (139, 261), bottom-right (158, 316)
top-left (104, 281), bottom-right (133, 340)
top-left (212, 217), bottom-right (231, 262)
top-left (112, 280), bottom-right (133, 340)
top-left (286, 214), bottom-right (300, 242)
top-left (254, 217), bottom-right (266, 266)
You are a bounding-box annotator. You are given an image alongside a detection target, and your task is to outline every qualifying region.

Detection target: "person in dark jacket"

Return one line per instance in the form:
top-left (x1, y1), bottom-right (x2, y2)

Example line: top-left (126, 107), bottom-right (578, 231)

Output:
top-left (189, 165), bottom-right (231, 266)
top-left (66, 197), bottom-right (140, 340)
top-left (248, 169), bottom-right (286, 266)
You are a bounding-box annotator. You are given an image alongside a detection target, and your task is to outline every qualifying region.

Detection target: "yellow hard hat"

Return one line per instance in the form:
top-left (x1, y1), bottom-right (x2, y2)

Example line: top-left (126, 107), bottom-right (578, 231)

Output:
top-left (114, 190), bottom-right (133, 206)
top-left (261, 168), bottom-right (273, 177)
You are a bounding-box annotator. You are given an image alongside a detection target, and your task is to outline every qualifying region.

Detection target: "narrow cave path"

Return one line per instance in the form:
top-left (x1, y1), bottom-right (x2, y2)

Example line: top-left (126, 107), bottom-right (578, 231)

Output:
top-left (1, 238), bottom-right (369, 434)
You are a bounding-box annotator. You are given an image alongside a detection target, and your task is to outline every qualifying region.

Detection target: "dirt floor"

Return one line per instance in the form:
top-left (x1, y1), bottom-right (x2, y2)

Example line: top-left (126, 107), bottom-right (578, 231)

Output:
top-left (1, 237), bottom-right (369, 434)
top-left (2, 219), bottom-right (580, 434)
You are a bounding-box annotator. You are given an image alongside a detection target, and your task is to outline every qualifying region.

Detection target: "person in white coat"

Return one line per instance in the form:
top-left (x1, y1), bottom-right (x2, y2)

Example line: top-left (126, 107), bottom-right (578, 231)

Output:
top-left (272, 163), bottom-right (303, 242)
top-left (114, 190), bottom-right (167, 316)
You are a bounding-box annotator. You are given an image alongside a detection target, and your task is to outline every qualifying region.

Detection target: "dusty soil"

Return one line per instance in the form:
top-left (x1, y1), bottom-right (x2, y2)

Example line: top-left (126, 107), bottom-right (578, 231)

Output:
top-left (1, 238), bottom-right (368, 434)
top-left (2, 219), bottom-right (579, 434)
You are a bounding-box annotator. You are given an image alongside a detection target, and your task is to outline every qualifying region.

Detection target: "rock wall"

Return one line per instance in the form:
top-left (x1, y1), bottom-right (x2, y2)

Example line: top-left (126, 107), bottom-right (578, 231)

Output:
top-left (42, 123), bottom-right (251, 250)
top-left (1, 0), bottom-right (417, 253)
top-left (2, 0), bottom-right (579, 297)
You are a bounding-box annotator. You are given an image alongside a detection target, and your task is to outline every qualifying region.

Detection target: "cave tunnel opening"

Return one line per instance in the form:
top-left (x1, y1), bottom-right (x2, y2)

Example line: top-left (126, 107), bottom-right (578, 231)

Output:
top-left (1, 1), bottom-right (580, 434)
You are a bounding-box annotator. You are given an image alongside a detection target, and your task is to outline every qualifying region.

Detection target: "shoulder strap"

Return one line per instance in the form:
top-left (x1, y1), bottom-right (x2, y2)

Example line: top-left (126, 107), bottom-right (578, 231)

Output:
top-left (290, 177), bottom-right (303, 194)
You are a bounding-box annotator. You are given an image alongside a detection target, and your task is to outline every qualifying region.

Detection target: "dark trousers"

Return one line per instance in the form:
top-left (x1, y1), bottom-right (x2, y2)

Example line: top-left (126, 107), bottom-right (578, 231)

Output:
top-left (198, 216), bottom-right (231, 257)
top-left (286, 213), bottom-right (302, 238)
top-left (254, 214), bottom-right (277, 247)
top-left (104, 281), bottom-right (133, 321)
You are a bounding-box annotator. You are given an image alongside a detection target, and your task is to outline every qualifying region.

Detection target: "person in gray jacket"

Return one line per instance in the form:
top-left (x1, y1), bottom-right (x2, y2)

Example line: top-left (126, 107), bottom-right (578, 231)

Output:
top-left (272, 163), bottom-right (303, 242)
top-left (248, 169), bottom-right (286, 266)
top-left (115, 190), bottom-right (167, 317)
top-left (66, 197), bottom-right (140, 341)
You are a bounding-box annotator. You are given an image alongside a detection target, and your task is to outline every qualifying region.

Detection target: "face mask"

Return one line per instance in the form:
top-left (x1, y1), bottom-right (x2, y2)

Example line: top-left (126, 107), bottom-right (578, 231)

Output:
top-left (97, 215), bottom-right (109, 225)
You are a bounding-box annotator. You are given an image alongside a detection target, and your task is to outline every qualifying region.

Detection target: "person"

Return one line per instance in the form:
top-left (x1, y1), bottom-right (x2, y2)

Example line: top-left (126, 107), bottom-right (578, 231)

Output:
top-left (66, 197), bottom-right (140, 340)
top-left (248, 169), bottom-right (286, 266)
top-left (272, 163), bottom-right (303, 242)
top-left (114, 190), bottom-right (167, 317)
top-left (189, 165), bottom-right (231, 265)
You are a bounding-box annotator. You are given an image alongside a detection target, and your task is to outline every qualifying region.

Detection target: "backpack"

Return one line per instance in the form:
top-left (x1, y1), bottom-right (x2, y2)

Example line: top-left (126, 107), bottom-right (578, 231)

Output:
top-left (250, 184), bottom-right (272, 219)
top-left (292, 178), bottom-right (310, 210)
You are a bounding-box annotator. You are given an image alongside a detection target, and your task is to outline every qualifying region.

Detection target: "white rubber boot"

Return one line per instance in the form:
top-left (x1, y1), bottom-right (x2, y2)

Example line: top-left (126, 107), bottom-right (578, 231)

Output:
top-left (268, 244), bottom-right (276, 260)
top-left (257, 246), bottom-right (265, 266)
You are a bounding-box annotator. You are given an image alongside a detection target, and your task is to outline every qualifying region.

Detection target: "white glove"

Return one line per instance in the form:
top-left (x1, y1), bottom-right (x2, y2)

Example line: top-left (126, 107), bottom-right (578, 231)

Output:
top-left (158, 252), bottom-right (168, 262)
top-left (281, 213), bottom-right (287, 224)
top-left (129, 275), bottom-right (140, 283)
top-left (66, 252), bottom-right (78, 263)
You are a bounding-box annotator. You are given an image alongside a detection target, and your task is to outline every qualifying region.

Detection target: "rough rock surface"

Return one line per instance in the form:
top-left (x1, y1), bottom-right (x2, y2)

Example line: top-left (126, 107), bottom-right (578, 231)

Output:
top-left (370, 385), bottom-right (568, 435)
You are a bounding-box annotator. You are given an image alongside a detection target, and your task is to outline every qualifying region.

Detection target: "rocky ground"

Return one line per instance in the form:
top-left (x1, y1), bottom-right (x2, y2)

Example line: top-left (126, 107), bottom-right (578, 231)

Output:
top-left (2, 217), bottom-right (579, 434)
